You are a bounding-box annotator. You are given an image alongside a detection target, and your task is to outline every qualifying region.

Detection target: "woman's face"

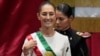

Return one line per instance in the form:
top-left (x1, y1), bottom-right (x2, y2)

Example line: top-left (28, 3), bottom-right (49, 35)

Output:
top-left (55, 10), bottom-right (72, 30)
top-left (37, 4), bottom-right (56, 28)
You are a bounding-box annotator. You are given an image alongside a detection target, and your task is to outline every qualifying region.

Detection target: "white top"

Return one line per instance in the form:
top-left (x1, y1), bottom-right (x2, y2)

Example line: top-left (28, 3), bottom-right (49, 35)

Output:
top-left (21, 31), bottom-right (71, 56)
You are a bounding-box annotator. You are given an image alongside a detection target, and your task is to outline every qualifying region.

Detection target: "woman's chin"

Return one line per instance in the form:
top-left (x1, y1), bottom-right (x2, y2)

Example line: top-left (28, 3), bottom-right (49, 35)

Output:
top-left (44, 25), bottom-right (52, 28)
top-left (56, 28), bottom-right (63, 30)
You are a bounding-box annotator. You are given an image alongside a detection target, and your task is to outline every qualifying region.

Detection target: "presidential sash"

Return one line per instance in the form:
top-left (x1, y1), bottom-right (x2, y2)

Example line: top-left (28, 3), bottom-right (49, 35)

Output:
top-left (27, 35), bottom-right (42, 56)
top-left (36, 31), bottom-right (56, 56)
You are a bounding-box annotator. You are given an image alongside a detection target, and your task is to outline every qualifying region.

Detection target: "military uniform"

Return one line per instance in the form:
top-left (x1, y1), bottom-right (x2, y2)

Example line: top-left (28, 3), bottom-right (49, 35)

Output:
top-left (56, 28), bottom-right (89, 56)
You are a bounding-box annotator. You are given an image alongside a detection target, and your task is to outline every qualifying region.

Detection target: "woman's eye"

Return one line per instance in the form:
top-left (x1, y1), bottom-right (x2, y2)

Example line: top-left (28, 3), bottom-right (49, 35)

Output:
top-left (42, 12), bottom-right (55, 16)
top-left (49, 13), bottom-right (54, 16)
top-left (57, 17), bottom-right (64, 21)
top-left (42, 13), bottom-right (47, 16)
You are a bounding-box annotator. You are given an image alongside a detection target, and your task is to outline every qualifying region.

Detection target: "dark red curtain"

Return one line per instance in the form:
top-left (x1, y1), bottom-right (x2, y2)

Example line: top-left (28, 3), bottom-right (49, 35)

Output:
top-left (86, 32), bottom-right (100, 56)
top-left (0, 0), bottom-right (44, 56)
top-left (0, 0), bottom-right (100, 56)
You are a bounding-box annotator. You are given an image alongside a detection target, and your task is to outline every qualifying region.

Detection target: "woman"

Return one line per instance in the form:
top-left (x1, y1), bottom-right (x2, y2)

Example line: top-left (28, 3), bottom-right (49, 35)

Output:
top-left (21, 1), bottom-right (71, 56)
top-left (55, 3), bottom-right (91, 56)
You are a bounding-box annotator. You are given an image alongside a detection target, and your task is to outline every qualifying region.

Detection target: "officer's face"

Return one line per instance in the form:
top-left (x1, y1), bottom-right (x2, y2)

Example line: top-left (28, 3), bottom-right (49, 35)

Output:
top-left (55, 10), bottom-right (72, 30)
top-left (37, 4), bottom-right (56, 28)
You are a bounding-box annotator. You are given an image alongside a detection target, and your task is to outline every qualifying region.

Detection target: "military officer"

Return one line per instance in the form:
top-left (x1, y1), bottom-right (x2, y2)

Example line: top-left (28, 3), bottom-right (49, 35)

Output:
top-left (55, 3), bottom-right (91, 56)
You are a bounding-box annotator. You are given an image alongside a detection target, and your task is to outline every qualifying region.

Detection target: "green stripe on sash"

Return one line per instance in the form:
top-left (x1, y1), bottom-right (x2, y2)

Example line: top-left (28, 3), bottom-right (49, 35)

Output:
top-left (36, 31), bottom-right (56, 56)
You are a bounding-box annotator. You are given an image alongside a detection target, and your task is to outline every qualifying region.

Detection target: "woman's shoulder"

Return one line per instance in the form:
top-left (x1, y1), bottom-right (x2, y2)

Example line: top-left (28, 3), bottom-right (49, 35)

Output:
top-left (56, 31), bottom-right (66, 36)
top-left (31, 32), bottom-right (37, 36)
top-left (25, 32), bottom-right (38, 40)
top-left (55, 31), bottom-right (69, 40)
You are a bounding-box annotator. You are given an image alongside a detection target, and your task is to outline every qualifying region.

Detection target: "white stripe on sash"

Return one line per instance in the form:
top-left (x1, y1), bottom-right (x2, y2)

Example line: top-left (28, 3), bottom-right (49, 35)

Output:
top-left (31, 33), bottom-right (47, 56)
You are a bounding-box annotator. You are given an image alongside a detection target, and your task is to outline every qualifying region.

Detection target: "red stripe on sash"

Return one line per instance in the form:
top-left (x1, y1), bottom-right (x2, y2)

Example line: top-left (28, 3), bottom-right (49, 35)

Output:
top-left (27, 35), bottom-right (42, 56)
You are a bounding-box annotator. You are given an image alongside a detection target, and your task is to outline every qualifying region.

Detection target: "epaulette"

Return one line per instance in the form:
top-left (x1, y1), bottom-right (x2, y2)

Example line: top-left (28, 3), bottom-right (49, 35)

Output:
top-left (76, 32), bottom-right (91, 38)
top-left (76, 32), bottom-right (83, 36)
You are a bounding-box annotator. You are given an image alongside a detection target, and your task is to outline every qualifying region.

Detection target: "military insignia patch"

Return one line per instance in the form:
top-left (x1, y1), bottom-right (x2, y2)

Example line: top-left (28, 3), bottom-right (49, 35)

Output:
top-left (76, 32), bottom-right (83, 36)
top-left (76, 32), bottom-right (91, 38)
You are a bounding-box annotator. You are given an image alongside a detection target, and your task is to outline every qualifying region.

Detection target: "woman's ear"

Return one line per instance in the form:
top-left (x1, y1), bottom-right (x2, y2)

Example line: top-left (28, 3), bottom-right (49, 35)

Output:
top-left (37, 13), bottom-right (40, 20)
top-left (69, 15), bottom-right (74, 21)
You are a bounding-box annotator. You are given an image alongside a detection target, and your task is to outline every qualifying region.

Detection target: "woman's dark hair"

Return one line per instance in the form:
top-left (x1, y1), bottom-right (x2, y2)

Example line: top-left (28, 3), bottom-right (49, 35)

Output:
top-left (57, 3), bottom-right (73, 17)
top-left (38, 1), bottom-right (56, 13)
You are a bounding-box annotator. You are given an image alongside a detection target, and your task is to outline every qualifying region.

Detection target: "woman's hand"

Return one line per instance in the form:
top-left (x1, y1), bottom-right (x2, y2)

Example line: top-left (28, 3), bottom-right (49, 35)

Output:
top-left (22, 39), bottom-right (37, 55)
top-left (24, 39), bottom-right (37, 50)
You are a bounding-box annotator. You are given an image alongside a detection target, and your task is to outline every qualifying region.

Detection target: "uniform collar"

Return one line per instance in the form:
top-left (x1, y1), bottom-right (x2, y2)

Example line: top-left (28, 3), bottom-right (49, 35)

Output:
top-left (55, 27), bottom-right (72, 36)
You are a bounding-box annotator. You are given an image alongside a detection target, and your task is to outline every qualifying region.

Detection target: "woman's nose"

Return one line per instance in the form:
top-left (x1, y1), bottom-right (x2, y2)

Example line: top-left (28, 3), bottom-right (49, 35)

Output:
top-left (56, 20), bottom-right (60, 24)
top-left (46, 15), bottom-right (50, 19)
